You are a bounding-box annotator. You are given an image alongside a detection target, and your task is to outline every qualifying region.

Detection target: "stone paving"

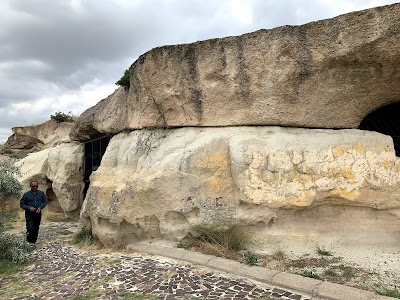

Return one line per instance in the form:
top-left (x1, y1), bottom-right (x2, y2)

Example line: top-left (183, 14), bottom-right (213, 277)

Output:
top-left (0, 222), bottom-right (312, 300)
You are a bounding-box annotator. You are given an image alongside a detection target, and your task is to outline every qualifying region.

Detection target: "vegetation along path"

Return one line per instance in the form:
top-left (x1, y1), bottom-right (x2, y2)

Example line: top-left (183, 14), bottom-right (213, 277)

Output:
top-left (0, 221), bottom-right (311, 300)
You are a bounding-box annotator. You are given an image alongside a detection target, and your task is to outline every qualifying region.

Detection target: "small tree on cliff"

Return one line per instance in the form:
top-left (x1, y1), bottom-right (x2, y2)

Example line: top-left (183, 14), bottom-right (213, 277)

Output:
top-left (115, 69), bottom-right (130, 90)
top-left (50, 111), bottom-right (75, 123)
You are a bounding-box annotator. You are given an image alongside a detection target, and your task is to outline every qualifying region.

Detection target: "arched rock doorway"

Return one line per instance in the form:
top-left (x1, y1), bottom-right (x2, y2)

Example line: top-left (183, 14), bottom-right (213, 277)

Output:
top-left (45, 178), bottom-right (63, 213)
top-left (358, 102), bottom-right (400, 157)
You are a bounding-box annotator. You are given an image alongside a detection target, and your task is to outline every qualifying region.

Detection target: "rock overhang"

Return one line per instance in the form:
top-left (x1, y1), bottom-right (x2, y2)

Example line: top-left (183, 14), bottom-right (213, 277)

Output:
top-left (70, 2), bottom-right (400, 142)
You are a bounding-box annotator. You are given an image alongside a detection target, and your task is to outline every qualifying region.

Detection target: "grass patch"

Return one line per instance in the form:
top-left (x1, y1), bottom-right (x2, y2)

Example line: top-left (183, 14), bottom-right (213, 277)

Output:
top-left (0, 258), bottom-right (30, 275)
top-left (377, 288), bottom-right (400, 299)
top-left (58, 229), bottom-right (73, 236)
top-left (338, 264), bottom-right (356, 278)
top-left (323, 269), bottom-right (337, 277)
top-left (0, 275), bottom-right (39, 299)
top-left (0, 211), bottom-right (18, 224)
top-left (0, 211), bottom-right (18, 232)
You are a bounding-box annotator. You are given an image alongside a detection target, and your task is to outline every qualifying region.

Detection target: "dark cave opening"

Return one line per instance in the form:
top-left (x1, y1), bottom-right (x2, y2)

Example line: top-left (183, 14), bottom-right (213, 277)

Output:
top-left (358, 102), bottom-right (400, 157)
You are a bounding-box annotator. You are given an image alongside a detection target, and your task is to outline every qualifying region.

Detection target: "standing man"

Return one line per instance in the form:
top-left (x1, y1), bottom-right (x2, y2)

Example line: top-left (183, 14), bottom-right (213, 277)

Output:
top-left (20, 180), bottom-right (48, 244)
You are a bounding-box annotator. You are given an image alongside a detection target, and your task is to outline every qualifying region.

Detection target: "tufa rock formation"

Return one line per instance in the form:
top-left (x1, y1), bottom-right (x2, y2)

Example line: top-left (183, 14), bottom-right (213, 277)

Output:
top-left (15, 142), bottom-right (84, 214)
top-left (74, 3), bottom-right (400, 251)
top-left (71, 3), bottom-right (400, 141)
top-left (11, 3), bottom-right (400, 252)
top-left (80, 127), bottom-right (400, 249)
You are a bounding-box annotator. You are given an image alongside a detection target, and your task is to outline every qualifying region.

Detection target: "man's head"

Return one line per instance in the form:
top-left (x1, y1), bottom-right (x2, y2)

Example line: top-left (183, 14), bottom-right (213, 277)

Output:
top-left (30, 180), bottom-right (39, 191)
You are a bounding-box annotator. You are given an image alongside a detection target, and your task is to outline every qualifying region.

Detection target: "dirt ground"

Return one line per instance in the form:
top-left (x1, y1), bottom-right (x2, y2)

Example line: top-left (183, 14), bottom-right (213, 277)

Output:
top-left (256, 245), bottom-right (400, 295)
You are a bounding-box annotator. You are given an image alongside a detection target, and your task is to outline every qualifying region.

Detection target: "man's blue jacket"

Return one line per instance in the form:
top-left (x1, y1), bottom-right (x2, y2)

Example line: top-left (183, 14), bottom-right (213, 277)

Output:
top-left (20, 190), bottom-right (48, 212)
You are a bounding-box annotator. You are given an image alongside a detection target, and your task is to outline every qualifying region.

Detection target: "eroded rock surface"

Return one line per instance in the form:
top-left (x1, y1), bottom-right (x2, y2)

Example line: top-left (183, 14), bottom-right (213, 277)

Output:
top-left (80, 127), bottom-right (400, 250)
top-left (71, 3), bottom-right (400, 141)
top-left (16, 142), bottom-right (84, 213)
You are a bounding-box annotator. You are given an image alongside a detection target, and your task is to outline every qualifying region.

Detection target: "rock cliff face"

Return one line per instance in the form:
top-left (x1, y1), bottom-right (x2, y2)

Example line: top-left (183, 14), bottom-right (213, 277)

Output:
top-left (71, 3), bottom-right (400, 141)
top-left (80, 127), bottom-right (400, 249)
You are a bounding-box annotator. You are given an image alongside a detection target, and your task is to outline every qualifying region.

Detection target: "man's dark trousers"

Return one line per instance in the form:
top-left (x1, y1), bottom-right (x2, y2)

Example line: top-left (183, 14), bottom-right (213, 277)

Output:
top-left (25, 211), bottom-right (42, 243)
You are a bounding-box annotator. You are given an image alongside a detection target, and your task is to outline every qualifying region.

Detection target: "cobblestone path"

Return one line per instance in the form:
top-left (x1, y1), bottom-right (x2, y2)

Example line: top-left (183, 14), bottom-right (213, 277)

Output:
top-left (0, 222), bottom-right (312, 300)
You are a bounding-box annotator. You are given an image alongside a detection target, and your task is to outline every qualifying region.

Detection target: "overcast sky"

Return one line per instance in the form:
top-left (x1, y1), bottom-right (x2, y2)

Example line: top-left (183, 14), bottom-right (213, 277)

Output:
top-left (0, 0), bottom-right (398, 142)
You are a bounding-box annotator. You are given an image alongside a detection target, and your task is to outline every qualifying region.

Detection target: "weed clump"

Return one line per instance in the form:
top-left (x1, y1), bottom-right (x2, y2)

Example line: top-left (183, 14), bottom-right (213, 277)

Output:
top-left (191, 224), bottom-right (248, 251)
top-left (244, 251), bottom-right (258, 266)
top-left (301, 270), bottom-right (321, 280)
top-left (180, 224), bottom-right (250, 259)
top-left (73, 227), bottom-right (95, 246)
top-left (377, 288), bottom-right (400, 299)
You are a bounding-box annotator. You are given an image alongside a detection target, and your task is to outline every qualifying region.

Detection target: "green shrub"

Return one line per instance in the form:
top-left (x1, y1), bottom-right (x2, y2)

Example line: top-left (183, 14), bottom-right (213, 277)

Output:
top-left (0, 160), bottom-right (21, 203)
top-left (0, 233), bottom-right (35, 264)
top-left (244, 251), bottom-right (258, 266)
top-left (0, 162), bottom-right (32, 266)
top-left (50, 111), bottom-right (75, 123)
top-left (115, 69), bottom-right (130, 90)
top-left (0, 161), bottom-right (21, 234)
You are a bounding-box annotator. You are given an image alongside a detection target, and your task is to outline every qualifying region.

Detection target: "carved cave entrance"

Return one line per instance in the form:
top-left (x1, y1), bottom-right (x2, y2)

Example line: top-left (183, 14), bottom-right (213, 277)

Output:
top-left (83, 135), bottom-right (111, 198)
top-left (45, 178), bottom-right (63, 213)
top-left (358, 102), bottom-right (400, 157)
